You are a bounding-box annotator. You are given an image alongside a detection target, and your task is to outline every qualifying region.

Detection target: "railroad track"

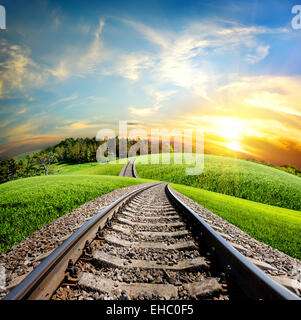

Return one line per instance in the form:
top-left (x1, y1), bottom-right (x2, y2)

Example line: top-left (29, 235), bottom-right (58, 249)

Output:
top-left (4, 162), bottom-right (300, 300)
top-left (119, 158), bottom-right (139, 178)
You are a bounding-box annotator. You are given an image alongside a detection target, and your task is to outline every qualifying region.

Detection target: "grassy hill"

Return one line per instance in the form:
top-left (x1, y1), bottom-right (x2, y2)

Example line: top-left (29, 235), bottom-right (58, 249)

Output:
top-left (172, 183), bottom-right (301, 259)
top-left (135, 154), bottom-right (301, 211)
top-left (0, 175), bottom-right (150, 253)
top-left (1, 153), bottom-right (300, 259)
top-left (55, 162), bottom-right (124, 176)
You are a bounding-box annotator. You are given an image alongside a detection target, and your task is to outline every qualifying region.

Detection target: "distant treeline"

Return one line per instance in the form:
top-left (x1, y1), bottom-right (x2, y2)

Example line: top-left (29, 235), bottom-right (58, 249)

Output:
top-left (0, 137), bottom-right (300, 184)
top-left (0, 137), bottom-right (173, 184)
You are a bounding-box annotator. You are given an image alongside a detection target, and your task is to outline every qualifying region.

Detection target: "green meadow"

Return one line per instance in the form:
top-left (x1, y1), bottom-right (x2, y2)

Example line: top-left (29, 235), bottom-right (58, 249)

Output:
top-left (55, 161), bottom-right (125, 176)
top-left (1, 153), bottom-right (300, 259)
top-left (172, 183), bottom-right (301, 259)
top-left (135, 153), bottom-right (301, 211)
top-left (0, 175), bottom-right (149, 253)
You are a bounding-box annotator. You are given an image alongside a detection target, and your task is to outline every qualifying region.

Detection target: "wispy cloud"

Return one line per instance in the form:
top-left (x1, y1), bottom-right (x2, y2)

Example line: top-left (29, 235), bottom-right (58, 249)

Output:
top-left (56, 120), bottom-right (100, 131)
top-left (129, 105), bottom-right (161, 116)
top-left (16, 108), bottom-right (27, 115)
top-left (107, 18), bottom-right (287, 100)
top-left (51, 93), bottom-right (79, 106)
top-left (129, 87), bottom-right (176, 116)
top-left (102, 54), bottom-right (153, 81)
top-left (245, 45), bottom-right (270, 64)
top-left (49, 18), bottom-right (107, 80)
top-left (217, 75), bottom-right (301, 119)
top-left (245, 96), bottom-right (301, 117)
top-left (0, 40), bottom-right (47, 98)
top-left (116, 18), bottom-right (171, 48)
top-left (1, 6), bottom-right (300, 165)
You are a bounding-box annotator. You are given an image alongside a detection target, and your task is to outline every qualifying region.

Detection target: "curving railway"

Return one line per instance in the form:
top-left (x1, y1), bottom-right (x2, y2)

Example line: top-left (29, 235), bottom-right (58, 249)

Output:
top-left (3, 160), bottom-right (300, 300)
top-left (119, 159), bottom-right (139, 178)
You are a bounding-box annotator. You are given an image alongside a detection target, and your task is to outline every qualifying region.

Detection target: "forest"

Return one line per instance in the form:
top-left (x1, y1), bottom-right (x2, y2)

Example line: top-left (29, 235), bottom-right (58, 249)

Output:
top-left (0, 137), bottom-right (168, 184)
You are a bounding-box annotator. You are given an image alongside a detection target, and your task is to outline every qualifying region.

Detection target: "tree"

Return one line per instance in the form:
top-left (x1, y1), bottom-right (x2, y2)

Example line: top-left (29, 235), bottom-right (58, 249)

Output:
top-left (34, 152), bottom-right (57, 175)
top-left (21, 155), bottom-right (40, 177)
top-left (0, 159), bottom-right (17, 183)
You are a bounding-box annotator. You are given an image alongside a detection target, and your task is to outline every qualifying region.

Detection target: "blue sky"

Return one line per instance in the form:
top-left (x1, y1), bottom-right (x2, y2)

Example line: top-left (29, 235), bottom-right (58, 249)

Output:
top-left (0, 0), bottom-right (301, 165)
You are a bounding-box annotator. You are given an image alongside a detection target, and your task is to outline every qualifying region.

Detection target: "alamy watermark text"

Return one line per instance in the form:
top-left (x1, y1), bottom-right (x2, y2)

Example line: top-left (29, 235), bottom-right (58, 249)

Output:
top-left (0, 5), bottom-right (6, 30)
top-left (292, 5), bottom-right (301, 29)
top-left (96, 121), bottom-right (204, 176)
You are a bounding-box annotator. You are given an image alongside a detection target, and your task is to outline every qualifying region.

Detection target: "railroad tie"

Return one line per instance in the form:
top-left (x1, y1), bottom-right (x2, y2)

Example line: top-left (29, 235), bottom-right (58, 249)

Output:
top-left (92, 251), bottom-right (209, 271)
top-left (104, 234), bottom-right (196, 250)
top-left (79, 273), bottom-right (222, 299)
top-left (112, 224), bottom-right (189, 238)
top-left (122, 210), bottom-right (180, 220)
top-left (117, 216), bottom-right (185, 228)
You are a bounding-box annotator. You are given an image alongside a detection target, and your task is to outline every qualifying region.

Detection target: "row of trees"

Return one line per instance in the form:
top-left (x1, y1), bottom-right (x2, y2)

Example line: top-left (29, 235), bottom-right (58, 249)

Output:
top-left (0, 137), bottom-right (106, 184)
top-left (47, 137), bottom-right (173, 163)
top-left (0, 152), bottom-right (58, 184)
top-left (0, 137), bottom-right (173, 184)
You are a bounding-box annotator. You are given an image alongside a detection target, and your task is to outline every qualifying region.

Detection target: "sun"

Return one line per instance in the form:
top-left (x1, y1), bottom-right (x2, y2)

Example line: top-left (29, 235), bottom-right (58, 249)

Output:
top-left (214, 118), bottom-right (246, 153)
top-left (217, 118), bottom-right (243, 140)
top-left (225, 141), bottom-right (244, 152)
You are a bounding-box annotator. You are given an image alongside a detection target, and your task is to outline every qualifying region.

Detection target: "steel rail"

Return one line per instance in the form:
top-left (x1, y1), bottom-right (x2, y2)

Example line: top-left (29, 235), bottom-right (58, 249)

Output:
top-left (119, 159), bottom-right (131, 177)
top-left (4, 182), bottom-right (161, 300)
top-left (119, 159), bottom-right (139, 178)
top-left (132, 159), bottom-right (139, 178)
top-left (5, 180), bottom-right (299, 300)
top-left (165, 184), bottom-right (300, 300)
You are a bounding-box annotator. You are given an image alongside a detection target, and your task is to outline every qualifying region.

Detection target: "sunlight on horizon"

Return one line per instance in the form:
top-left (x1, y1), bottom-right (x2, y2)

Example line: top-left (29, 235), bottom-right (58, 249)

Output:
top-left (225, 141), bottom-right (245, 153)
top-left (214, 118), bottom-right (244, 141)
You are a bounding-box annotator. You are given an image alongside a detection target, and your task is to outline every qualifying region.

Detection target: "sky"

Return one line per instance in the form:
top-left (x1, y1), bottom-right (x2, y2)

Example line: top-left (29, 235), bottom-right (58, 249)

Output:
top-left (0, 0), bottom-right (301, 166)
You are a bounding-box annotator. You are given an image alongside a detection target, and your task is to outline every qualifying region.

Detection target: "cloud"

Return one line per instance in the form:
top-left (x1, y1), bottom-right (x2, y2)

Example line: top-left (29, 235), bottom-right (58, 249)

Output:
top-left (0, 40), bottom-right (47, 98)
top-left (245, 45), bottom-right (270, 64)
top-left (129, 105), bottom-right (161, 116)
top-left (107, 18), bottom-right (287, 100)
top-left (145, 87), bottom-right (176, 104)
top-left (56, 95), bottom-right (107, 111)
top-left (128, 87), bottom-right (176, 116)
top-left (217, 75), bottom-right (301, 120)
top-left (102, 54), bottom-right (153, 81)
top-left (3, 119), bottom-right (40, 141)
top-left (242, 136), bottom-right (301, 167)
top-left (49, 18), bottom-right (107, 80)
top-left (245, 95), bottom-right (301, 117)
top-left (56, 120), bottom-right (100, 131)
top-left (77, 20), bottom-right (105, 74)
top-left (116, 18), bottom-right (170, 48)
top-left (0, 135), bottom-right (62, 159)
top-left (16, 108), bottom-right (27, 115)
top-left (51, 93), bottom-right (79, 106)
top-left (86, 96), bottom-right (107, 104)
top-left (95, 19), bottom-right (105, 40)
top-left (0, 119), bottom-right (13, 129)
top-left (48, 59), bottom-right (70, 80)
top-left (50, 7), bottom-right (62, 31)
top-left (161, 74), bottom-right (301, 165)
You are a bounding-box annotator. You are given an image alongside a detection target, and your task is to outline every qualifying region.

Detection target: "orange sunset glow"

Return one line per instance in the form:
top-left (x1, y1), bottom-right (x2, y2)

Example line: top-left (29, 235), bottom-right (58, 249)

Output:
top-left (0, 1), bottom-right (301, 167)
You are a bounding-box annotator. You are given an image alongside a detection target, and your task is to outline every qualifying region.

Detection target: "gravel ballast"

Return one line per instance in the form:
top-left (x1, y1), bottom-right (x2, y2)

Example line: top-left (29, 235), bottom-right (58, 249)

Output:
top-left (0, 183), bottom-right (153, 299)
top-left (0, 182), bottom-right (300, 299)
top-left (171, 187), bottom-right (301, 292)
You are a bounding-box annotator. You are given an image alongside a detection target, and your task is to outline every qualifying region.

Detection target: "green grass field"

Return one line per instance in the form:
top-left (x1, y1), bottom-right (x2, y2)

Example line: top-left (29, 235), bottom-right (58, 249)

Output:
top-left (1, 153), bottom-right (300, 260)
top-left (55, 162), bottom-right (124, 176)
top-left (135, 153), bottom-right (301, 211)
top-left (0, 175), bottom-right (149, 253)
top-left (172, 183), bottom-right (301, 259)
